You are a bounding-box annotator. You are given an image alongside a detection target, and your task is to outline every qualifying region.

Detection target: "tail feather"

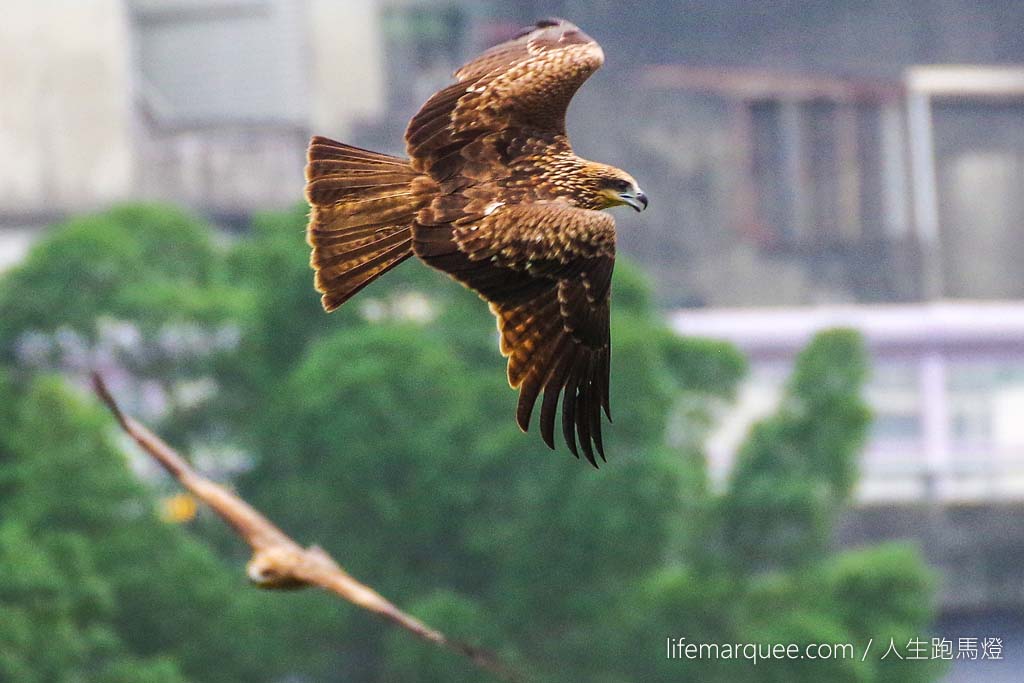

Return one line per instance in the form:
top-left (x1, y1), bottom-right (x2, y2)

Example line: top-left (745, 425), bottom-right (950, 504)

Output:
top-left (305, 136), bottom-right (427, 311)
top-left (308, 137), bottom-right (410, 165)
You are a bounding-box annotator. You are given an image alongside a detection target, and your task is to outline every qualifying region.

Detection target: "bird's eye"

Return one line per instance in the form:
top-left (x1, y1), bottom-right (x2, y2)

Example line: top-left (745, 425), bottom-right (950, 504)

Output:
top-left (612, 179), bottom-right (630, 191)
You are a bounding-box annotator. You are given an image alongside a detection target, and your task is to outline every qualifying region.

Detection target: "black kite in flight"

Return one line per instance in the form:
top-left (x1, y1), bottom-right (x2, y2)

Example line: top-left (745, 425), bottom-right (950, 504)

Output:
top-left (305, 18), bottom-right (648, 466)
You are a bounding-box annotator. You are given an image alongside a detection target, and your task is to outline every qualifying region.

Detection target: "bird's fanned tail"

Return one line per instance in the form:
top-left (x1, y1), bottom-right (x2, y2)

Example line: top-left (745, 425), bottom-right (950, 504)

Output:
top-left (305, 136), bottom-right (429, 311)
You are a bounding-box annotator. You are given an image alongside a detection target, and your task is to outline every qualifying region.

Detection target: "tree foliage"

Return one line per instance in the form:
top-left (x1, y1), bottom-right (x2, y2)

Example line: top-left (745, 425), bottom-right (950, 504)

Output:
top-left (0, 204), bottom-right (939, 682)
top-left (0, 375), bottom-right (298, 683)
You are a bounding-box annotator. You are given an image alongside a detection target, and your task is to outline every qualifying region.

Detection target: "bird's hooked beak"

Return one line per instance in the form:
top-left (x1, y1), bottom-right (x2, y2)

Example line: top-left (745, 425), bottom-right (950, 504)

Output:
top-left (620, 187), bottom-right (648, 212)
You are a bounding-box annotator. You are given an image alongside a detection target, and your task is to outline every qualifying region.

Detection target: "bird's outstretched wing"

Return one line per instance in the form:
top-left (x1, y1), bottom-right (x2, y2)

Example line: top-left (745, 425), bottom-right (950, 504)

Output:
top-left (405, 18), bottom-right (604, 180)
top-left (414, 201), bottom-right (615, 465)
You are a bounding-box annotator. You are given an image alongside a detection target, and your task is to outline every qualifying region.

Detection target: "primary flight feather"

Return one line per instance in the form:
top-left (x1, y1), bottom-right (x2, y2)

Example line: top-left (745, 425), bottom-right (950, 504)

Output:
top-left (305, 18), bottom-right (648, 466)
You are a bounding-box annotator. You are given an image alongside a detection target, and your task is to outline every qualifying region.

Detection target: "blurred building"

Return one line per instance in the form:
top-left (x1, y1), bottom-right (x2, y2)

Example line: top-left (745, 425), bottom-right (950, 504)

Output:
top-left (0, 0), bottom-right (386, 229)
top-left (633, 64), bottom-right (1024, 308)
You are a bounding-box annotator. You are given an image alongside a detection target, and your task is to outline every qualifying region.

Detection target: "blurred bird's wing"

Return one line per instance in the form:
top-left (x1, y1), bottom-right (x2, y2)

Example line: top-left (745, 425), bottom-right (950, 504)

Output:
top-left (404, 18), bottom-right (604, 180)
top-left (413, 201), bottom-right (615, 465)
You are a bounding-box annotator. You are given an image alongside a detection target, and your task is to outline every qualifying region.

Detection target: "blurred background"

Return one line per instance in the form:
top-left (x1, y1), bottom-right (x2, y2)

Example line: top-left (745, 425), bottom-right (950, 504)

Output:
top-left (2, 1), bottom-right (1023, 682)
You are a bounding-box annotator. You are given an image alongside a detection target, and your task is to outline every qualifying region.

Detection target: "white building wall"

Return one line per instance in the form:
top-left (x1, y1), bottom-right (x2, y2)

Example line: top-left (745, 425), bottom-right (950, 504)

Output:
top-left (0, 0), bottom-right (133, 212)
top-left (0, 0), bottom-right (388, 219)
top-left (307, 0), bottom-right (386, 139)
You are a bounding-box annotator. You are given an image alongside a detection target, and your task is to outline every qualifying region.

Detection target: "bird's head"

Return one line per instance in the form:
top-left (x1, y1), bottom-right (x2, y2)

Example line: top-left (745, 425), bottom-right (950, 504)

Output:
top-left (579, 163), bottom-right (648, 212)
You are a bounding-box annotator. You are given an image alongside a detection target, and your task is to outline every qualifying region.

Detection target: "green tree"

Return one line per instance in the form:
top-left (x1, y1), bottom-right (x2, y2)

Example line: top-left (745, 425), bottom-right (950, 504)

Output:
top-left (715, 330), bottom-right (871, 571)
top-left (595, 332), bottom-right (939, 683)
top-left (0, 204), bottom-right (940, 682)
top-left (0, 204), bottom-right (239, 352)
top-left (0, 375), bottom-right (306, 683)
top-left (231, 209), bottom-right (936, 682)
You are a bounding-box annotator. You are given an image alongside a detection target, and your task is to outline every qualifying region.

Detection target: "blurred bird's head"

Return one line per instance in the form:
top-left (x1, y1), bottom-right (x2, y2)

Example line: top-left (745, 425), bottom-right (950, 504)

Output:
top-left (579, 162), bottom-right (648, 212)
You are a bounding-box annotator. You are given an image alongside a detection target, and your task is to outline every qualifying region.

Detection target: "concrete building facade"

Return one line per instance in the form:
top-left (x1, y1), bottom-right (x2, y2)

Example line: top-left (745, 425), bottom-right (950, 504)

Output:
top-left (0, 0), bottom-right (386, 224)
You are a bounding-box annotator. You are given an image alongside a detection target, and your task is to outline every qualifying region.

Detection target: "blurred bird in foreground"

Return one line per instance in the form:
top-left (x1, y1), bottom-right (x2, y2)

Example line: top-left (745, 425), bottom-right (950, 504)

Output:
top-left (305, 18), bottom-right (648, 466)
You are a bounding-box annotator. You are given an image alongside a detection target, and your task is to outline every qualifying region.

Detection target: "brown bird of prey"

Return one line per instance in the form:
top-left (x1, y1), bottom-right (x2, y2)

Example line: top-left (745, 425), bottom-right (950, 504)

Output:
top-left (305, 18), bottom-right (647, 466)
